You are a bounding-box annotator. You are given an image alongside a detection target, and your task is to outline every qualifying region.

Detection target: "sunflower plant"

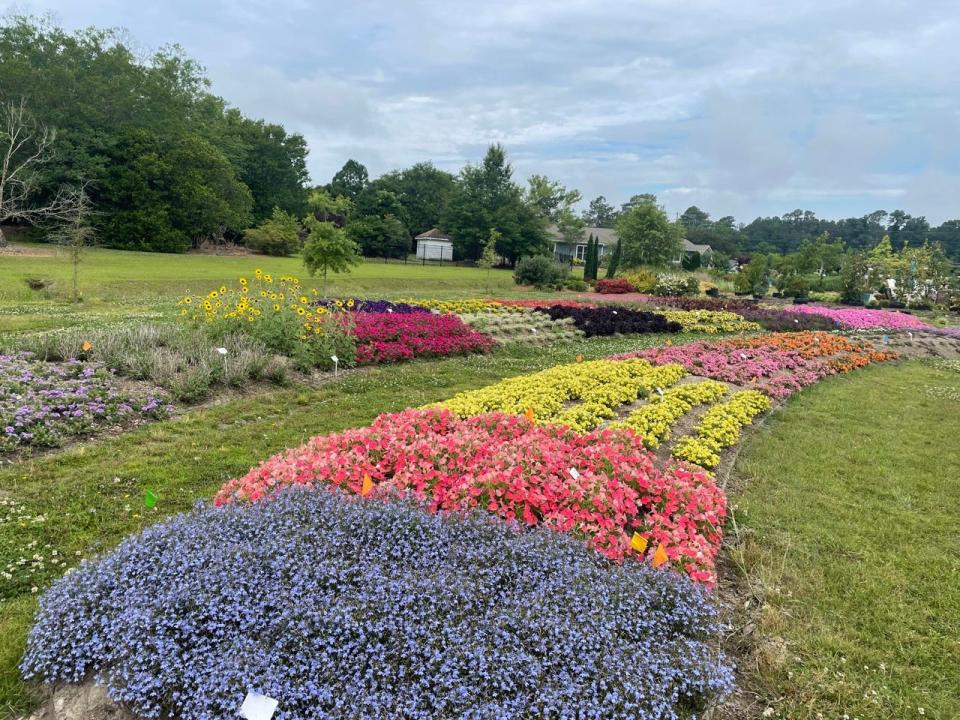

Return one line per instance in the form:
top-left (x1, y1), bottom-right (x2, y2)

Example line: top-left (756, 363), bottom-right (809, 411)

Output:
top-left (178, 269), bottom-right (356, 371)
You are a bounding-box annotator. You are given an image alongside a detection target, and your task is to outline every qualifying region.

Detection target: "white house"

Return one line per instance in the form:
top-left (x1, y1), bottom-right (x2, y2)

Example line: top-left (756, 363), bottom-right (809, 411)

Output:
top-left (415, 228), bottom-right (454, 261)
top-left (548, 225), bottom-right (613, 263)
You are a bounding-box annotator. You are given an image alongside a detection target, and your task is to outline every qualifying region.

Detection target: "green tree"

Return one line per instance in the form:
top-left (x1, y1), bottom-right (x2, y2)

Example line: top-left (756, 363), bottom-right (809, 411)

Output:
top-left (582, 196), bottom-right (618, 228)
top-left (583, 235), bottom-right (595, 280)
top-left (373, 162), bottom-right (456, 237)
top-left (307, 188), bottom-right (353, 225)
top-left (614, 199), bottom-right (684, 268)
top-left (525, 174), bottom-right (581, 220)
top-left (243, 207), bottom-right (301, 256)
top-left (441, 144), bottom-right (547, 263)
top-left (478, 228), bottom-right (500, 293)
top-left (346, 215), bottom-right (409, 258)
top-left (328, 159), bottom-right (369, 200)
top-left (605, 240), bottom-right (622, 279)
top-left (302, 219), bottom-right (360, 296)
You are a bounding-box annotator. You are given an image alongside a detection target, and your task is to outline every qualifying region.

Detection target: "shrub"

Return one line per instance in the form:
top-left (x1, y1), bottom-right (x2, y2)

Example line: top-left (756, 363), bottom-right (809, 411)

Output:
top-left (217, 408), bottom-right (726, 584)
top-left (242, 208), bottom-right (301, 256)
top-left (513, 255), bottom-right (569, 289)
top-left (594, 278), bottom-right (635, 294)
top-left (352, 313), bottom-right (495, 364)
top-left (563, 277), bottom-right (588, 291)
top-left (23, 489), bottom-right (734, 719)
top-left (533, 305), bottom-right (682, 337)
top-left (624, 269), bottom-right (659, 293)
top-left (783, 274), bottom-right (812, 298)
top-left (653, 273), bottom-right (699, 297)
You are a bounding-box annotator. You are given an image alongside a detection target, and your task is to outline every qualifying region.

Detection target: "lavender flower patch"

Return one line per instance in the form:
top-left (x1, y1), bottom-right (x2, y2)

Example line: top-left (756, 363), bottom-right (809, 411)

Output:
top-left (1, 352), bottom-right (172, 453)
top-left (22, 488), bottom-right (734, 720)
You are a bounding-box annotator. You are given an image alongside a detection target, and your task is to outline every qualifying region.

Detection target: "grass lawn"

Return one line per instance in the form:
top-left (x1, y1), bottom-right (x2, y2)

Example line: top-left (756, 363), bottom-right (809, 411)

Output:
top-left (734, 360), bottom-right (960, 720)
top-left (0, 332), bottom-right (693, 715)
top-left (0, 243), bottom-right (551, 305)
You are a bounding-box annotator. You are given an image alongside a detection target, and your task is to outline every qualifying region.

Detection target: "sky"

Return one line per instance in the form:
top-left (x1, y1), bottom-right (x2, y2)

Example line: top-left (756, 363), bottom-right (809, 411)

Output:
top-left (7, 0), bottom-right (960, 223)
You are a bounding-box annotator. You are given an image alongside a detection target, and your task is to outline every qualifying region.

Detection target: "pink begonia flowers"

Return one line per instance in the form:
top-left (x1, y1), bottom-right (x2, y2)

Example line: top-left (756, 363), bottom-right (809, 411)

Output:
top-left (216, 408), bottom-right (727, 586)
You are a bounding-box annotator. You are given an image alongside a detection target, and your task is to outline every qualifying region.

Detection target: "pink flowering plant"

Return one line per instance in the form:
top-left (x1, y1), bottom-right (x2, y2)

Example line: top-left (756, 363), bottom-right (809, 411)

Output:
top-left (351, 313), bottom-right (496, 364)
top-left (216, 408), bottom-right (727, 585)
top-left (781, 304), bottom-right (931, 330)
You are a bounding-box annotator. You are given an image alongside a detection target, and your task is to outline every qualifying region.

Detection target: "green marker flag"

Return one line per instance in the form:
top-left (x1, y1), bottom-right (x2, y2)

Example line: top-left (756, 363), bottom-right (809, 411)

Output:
top-left (144, 490), bottom-right (158, 509)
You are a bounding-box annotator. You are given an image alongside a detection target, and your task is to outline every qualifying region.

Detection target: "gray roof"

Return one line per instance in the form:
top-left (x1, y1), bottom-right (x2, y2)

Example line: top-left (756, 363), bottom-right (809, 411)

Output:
top-left (547, 225), bottom-right (711, 254)
top-left (415, 228), bottom-right (452, 240)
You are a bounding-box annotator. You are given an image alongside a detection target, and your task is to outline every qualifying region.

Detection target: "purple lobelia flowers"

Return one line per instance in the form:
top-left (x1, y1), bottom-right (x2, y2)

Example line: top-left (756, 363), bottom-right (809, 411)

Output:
top-left (0, 352), bottom-right (172, 452)
top-left (22, 488), bottom-right (734, 719)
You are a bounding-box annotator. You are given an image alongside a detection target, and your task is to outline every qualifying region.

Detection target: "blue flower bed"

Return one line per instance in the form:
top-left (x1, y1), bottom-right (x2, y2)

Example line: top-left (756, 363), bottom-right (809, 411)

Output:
top-left (1, 352), bottom-right (172, 452)
top-left (22, 488), bottom-right (733, 719)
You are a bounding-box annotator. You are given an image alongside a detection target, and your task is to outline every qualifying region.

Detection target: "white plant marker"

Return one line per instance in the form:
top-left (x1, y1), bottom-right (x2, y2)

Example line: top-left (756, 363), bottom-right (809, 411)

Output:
top-left (655, 387), bottom-right (664, 397)
top-left (387, 307), bottom-right (394, 313)
top-left (568, 467), bottom-right (580, 480)
top-left (239, 692), bottom-right (278, 720)
top-left (740, 352), bottom-right (748, 360)
top-left (331, 355), bottom-right (339, 377)
top-left (882, 334), bottom-right (890, 345)
top-left (612, 310), bottom-right (618, 315)
top-left (793, 318), bottom-right (799, 324)
top-left (215, 347), bottom-right (228, 355)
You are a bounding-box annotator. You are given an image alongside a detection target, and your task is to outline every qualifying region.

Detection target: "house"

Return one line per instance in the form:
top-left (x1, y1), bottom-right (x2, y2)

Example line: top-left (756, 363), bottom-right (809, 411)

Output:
top-left (415, 228), bottom-right (454, 261)
top-left (549, 225), bottom-right (712, 265)
top-left (675, 239), bottom-right (713, 267)
top-left (549, 225), bottom-right (615, 263)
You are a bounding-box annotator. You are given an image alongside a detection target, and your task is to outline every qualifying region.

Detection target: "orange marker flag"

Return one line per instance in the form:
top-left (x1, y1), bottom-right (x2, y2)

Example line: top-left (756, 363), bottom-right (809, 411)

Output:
top-left (652, 543), bottom-right (669, 568)
top-left (630, 532), bottom-right (648, 553)
top-left (524, 407), bottom-right (535, 423)
top-left (81, 340), bottom-right (93, 352)
top-left (360, 474), bottom-right (374, 497)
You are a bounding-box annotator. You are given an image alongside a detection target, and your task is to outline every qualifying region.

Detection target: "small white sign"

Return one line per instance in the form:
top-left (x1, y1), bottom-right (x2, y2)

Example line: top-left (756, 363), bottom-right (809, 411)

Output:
top-left (531, 328), bottom-right (538, 333)
top-left (655, 387), bottom-right (664, 397)
top-left (612, 310), bottom-right (618, 315)
top-left (330, 355), bottom-right (339, 364)
top-left (387, 308), bottom-right (394, 313)
top-left (215, 347), bottom-right (228, 355)
top-left (239, 692), bottom-right (278, 720)
top-left (793, 318), bottom-right (799, 324)
top-left (568, 467), bottom-right (580, 480)
top-left (740, 353), bottom-right (747, 360)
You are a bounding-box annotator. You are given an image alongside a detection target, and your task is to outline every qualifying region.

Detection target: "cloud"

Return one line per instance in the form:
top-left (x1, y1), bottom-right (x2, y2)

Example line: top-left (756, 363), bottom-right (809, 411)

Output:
top-left (10, 0), bottom-right (960, 222)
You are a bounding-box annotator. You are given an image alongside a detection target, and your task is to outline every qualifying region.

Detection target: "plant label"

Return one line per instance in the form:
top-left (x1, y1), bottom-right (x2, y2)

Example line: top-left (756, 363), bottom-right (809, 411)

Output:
top-left (144, 490), bottom-right (157, 509)
top-left (239, 692), bottom-right (279, 720)
top-left (740, 353), bottom-right (747, 360)
top-left (531, 328), bottom-right (537, 333)
top-left (387, 308), bottom-right (394, 313)
top-left (568, 467), bottom-right (580, 480)
top-left (216, 347), bottom-right (228, 355)
top-left (882, 335), bottom-right (889, 345)
top-left (612, 310), bottom-right (618, 315)
top-left (655, 387), bottom-right (664, 397)
top-left (330, 355), bottom-right (339, 364)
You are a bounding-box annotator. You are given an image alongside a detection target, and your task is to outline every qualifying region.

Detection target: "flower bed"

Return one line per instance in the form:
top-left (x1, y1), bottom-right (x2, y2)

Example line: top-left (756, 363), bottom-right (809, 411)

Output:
top-left (613, 332), bottom-right (897, 399)
top-left (400, 298), bottom-right (526, 314)
top-left (459, 312), bottom-right (584, 346)
top-left (314, 298), bottom-right (431, 314)
top-left (352, 313), bottom-right (496, 364)
top-left (438, 359), bottom-right (686, 432)
top-left (610, 380), bottom-right (729, 449)
top-left (216, 409), bottom-right (726, 584)
top-left (661, 309), bottom-right (762, 334)
top-left (673, 390), bottom-right (771, 469)
top-left (23, 489), bottom-right (733, 718)
top-left (533, 305), bottom-right (681, 337)
top-left (1, 352), bottom-right (172, 452)
top-left (782, 304), bottom-right (932, 330)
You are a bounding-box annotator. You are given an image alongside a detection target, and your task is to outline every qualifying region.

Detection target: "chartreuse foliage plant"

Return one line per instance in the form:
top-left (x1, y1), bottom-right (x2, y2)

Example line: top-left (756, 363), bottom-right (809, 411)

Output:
top-left (215, 409), bottom-right (727, 584)
top-left (609, 380), bottom-right (729, 449)
top-left (436, 359), bottom-right (686, 432)
top-left (22, 488), bottom-right (734, 719)
top-left (661, 309), bottom-right (761, 335)
top-left (673, 390), bottom-right (771, 469)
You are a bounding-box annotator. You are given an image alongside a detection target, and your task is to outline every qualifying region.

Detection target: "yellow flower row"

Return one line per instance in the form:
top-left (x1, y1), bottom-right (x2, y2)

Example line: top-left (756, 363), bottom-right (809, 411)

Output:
top-left (672, 390), bottom-right (771, 469)
top-left (435, 359), bottom-right (686, 433)
top-left (661, 310), bottom-right (761, 334)
top-left (608, 380), bottom-right (729, 449)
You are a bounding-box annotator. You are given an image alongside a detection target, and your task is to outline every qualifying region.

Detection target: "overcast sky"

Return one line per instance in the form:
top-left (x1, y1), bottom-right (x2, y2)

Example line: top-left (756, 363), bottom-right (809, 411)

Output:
top-left (9, 0), bottom-right (960, 223)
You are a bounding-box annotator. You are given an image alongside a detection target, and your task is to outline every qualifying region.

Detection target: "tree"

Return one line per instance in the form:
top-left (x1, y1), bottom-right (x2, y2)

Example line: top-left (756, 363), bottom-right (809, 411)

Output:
top-left (0, 98), bottom-right (79, 247)
top-left (583, 234), bottom-right (595, 280)
top-left (50, 184), bottom-right (96, 303)
top-left (307, 188), bottom-right (352, 226)
top-left (441, 144), bottom-right (547, 263)
top-left (556, 206), bottom-right (586, 244)
top-left (329, 159), bottom-right (369, 200)
top-left (614, 199), bottom-right (684, 268)
top-left (620, 194), bottom-right (658, 214)
top-left (302, 218), bottom-right (360, 297)
top-left (243, 207), bottom-right (301, 256)
top-left (478, 228), bottom-right (500, 293)
top-left (346, 215), bottom-right (409, 258)
top-left (525, 174), bottom-right (581, 221)
top-left (605, 240), bottom-right (622, 279)
top-left (679, 206), bottom-right (710, 229)
top-left (582, 196), bottom-right (618, 228)
top-left (372, 162), bottom-right (455, 238)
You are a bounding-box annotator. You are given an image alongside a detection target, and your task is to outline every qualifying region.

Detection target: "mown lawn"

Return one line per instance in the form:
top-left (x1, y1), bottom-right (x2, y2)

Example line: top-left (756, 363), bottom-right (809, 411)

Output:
top-left (734, 360), bottom-right (960, 720)
top-left (0, 243), bottom-right (553, 305)
top-left (0, 332), bottom-right (690, 715)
